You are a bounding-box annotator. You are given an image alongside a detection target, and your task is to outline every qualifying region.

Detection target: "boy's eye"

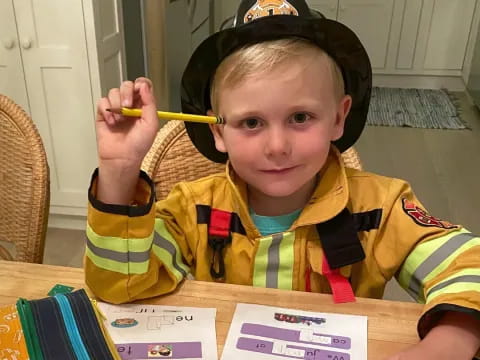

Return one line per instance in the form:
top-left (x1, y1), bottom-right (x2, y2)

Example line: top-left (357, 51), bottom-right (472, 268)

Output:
top-left (243, 118), bottom-right (260, 129)
top-left (292, 113), bottom-right (310, 123)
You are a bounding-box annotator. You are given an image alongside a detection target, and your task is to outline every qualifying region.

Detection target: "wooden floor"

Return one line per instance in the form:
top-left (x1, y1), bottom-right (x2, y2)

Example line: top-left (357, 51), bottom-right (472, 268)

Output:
top-left (42, 92), bottom-right (480, 302)
top-left (356, 92), bottom-right (480, 235)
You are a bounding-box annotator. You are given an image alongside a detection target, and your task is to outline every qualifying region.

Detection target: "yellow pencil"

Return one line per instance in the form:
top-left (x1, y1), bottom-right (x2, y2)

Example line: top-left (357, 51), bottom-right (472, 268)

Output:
top-left (106, 108), bottom-right (224, 125)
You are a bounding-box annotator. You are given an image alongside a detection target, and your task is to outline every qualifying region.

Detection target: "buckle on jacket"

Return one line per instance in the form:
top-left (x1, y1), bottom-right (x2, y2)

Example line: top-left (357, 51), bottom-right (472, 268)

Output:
top-left (208, 236), bottom-right (231, 280)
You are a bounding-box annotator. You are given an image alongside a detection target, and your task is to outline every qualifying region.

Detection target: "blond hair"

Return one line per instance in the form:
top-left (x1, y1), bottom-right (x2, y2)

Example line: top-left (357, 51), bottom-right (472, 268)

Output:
top-left (210, 38), bottom-right (345, 112)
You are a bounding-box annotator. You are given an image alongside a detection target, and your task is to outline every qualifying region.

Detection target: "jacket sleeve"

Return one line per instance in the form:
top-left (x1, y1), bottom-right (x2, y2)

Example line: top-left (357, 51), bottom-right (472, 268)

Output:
top-left (374, 178), bottom-right (480, 339)
top-left (85, 169), bottom-right (196, 304)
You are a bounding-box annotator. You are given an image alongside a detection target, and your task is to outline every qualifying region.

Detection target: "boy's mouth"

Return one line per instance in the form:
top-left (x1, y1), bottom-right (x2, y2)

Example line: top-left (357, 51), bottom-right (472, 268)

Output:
top-left (260, 166), bottom-right (298, 174)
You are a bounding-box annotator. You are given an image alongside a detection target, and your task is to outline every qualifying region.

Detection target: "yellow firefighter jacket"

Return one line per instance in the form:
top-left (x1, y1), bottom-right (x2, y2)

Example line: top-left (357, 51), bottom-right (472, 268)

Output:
top-left (86, 147), bottom-right (480, 338)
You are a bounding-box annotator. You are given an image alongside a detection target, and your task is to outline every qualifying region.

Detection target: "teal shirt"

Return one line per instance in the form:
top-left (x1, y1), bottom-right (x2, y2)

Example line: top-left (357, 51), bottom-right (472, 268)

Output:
top-left (250, 208), bottom-right (302, 236)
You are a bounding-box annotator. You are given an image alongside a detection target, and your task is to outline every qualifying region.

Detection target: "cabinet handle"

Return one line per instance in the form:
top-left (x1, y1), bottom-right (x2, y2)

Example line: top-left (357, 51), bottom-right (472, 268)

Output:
top-left (21, 38), bottom-right (32, 49)
top-left (3, 38), bottom-right (16, 49)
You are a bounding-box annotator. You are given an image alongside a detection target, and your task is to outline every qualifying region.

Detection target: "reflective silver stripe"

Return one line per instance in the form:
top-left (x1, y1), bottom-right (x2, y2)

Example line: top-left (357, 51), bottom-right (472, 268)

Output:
top-left (153, 232), bottom-right (188, 277)
top-left (86, 235), bottom-right (150, 263)
top-left (266, 233), bottom-right (282, 288)
top-left (426, 275), bottom-right (480, 298)
top-left (408, 233), bottom-right (476, 296)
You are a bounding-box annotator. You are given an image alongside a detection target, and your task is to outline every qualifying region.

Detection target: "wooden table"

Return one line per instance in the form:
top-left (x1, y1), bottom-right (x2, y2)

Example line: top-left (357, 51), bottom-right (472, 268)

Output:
top-left (0, 261), bottom-right (423, 359)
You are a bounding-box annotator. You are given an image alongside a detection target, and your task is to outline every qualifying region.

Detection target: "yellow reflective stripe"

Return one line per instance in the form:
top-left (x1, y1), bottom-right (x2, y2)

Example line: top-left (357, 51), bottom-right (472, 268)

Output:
top-left (425, 268), bottom-right (480, 299)
top-left (86, 219), bottom-right (190, 280)
top-left (265, 234), bottom-right (282, 288)
top-left (85, 248), bottom-right (149, 275)
top-left (153, 219), bottom-right (189, 278)
top-left (151, 246), bottom-right (183, 282)
top-left (253, 232), bottom-right (295, 290)
top-left (253, 235), bottom-right (273, 288)
top-left (398, 229), bottom-right (468, 287)
top-left (412, 235), bottom-right (480, 301)
top-left (86, 224), bottom-right (154, 275)
top-left (427, 282), bottom-right (480, 303)
top-left (277, 232), bottom-right (295, 290)
top-left (397, 229), bottom-right (480, 300)
top-left (86, 224), bottom-right (153, 253)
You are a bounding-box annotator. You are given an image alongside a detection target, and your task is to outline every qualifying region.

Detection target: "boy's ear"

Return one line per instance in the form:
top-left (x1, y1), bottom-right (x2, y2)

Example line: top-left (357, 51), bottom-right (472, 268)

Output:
top-left (207, 109), bottom-right (227, 153)
top-left (331, 95), bottom-right (352, 141)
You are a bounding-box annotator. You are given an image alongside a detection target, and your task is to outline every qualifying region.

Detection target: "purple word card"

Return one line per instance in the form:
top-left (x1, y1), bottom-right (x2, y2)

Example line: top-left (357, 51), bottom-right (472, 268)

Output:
top-left (241, 323), bottom-right (351, 349)
top-left (116, 341), bottom-right (202, 359)
top-left (237, 337), bottom-right (350, 360)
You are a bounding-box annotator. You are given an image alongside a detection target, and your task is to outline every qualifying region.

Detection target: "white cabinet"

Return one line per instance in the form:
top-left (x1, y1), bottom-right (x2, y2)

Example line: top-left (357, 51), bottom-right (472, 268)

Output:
top-left (0, 0), bottom-right (126, 219)
top-left (308, 0), bottom-right (339, 19)
top-left (307, 0), bottom-right (395, 70)
top-left (0, 1), bottom-right (29, 112)
top-left (394, 0), bottom-right (423, 70)
top-left (307, 0), bottom-right (477, 78)
top-left (337, 0), bottom-right (395, 70)
top-left (393, 0), bottom-right (476, 74)
top-left (422, 0), bottom-right (476, 71)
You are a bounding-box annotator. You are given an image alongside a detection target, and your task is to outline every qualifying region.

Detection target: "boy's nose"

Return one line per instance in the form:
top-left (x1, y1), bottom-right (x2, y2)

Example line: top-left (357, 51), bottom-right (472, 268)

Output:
top-left (264, 128), bottom-right (292, 158)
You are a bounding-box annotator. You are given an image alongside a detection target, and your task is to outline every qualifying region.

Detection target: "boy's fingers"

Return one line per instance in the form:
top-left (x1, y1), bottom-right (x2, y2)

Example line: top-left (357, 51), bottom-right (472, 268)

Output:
top-left (107, 88), bottom-right (123, 122)
top-left (134, 77), bottom-right (153, 92)
top-left (138, 81), bottom-right (155, 105)
top-left (107, 87), bottom-right (121, 110)
top-left (138, 82), bottom-right (157, 121)
top-left (120, 81), bottom-right (134, 108)
top-left (96, 97), bottom-right (115, 125)
top-left (134, 78), bottom-right (156, 114)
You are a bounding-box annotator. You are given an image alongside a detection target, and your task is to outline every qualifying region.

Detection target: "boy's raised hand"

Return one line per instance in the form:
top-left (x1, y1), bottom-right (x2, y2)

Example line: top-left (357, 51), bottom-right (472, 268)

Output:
top-left (96, 77), bottom-right (158, 167)
top-left (95, 78), bottom-right (159, 205)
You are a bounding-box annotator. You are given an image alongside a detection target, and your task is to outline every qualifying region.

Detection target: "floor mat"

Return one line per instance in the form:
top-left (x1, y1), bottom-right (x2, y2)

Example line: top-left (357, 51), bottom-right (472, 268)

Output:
top-left (367, 87), bottom-right (468, 129)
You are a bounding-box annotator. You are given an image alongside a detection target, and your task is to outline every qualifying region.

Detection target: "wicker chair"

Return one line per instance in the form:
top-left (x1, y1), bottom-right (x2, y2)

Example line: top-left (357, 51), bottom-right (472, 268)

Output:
top-left (142, 121), bottom-right (363, 200)
top-left (0, 95), bottom-right (50, 263)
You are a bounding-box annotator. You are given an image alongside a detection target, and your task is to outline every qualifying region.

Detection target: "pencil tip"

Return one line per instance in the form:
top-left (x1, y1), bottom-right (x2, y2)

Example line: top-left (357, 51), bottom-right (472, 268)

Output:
top-left (106, 108), bottom-right (112, 112)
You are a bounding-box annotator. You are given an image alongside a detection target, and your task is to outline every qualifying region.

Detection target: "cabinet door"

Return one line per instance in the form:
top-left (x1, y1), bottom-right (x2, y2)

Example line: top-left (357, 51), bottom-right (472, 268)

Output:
top-left (337, 0), bottom-right (395, 70)
top-left (422, 0), bottom-right (476, 70)
top-left (191, 0), bottom-right (213, 51)
top-left (307, 0), bottom-right (338, 20)
top-left (214, 0), bottom-right (237, 31)
top-left (12, 0), bottom-right (110, 214)
top-left (395, 0), bottom-right (423, 70)
top-left (0, 0), bottom-right (29, 111)
top-left (92, 0), bottom-right (127, 96)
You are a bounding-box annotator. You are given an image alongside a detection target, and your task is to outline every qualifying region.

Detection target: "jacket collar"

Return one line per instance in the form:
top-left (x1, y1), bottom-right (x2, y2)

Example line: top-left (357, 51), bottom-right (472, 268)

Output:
top-left (224, 146), bottom-right (349, 235)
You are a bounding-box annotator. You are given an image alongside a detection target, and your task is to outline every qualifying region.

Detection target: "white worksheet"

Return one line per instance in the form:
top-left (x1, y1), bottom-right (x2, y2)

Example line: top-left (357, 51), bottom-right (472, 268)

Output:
top-left (98, 302), bottom-right (218, 360)
top-left (221, 303), bottom-right (367, 360)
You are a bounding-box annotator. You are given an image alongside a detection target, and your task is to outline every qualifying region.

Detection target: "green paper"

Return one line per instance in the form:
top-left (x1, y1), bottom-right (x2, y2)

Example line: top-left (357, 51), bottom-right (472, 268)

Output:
top-left (48, 284), bottom-right (74, 296)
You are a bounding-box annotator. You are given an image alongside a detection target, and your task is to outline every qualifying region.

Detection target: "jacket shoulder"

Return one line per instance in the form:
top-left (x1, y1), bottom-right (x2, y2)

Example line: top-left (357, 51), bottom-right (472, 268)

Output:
top-left (345, 167), bottom-right (412, 205)
top-left (168, 171), bottom-right (232, 205)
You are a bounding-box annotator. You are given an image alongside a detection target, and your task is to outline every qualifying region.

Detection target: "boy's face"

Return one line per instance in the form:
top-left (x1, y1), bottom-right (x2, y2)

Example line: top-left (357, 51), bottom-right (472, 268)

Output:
top-left (210, 55), bottom-right (352, 208)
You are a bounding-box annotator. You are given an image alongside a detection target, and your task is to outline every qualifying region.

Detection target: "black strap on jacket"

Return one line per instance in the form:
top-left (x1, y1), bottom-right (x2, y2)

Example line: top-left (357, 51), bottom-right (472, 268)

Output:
top-left (316, 208), bottom-right (382, 269)
top-left (199, 203), bottom-right (382, 276)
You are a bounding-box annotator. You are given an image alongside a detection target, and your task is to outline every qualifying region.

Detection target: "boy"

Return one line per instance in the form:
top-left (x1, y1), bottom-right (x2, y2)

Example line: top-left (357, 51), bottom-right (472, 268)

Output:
top-left (87, 0), bottom-right (480, 358)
